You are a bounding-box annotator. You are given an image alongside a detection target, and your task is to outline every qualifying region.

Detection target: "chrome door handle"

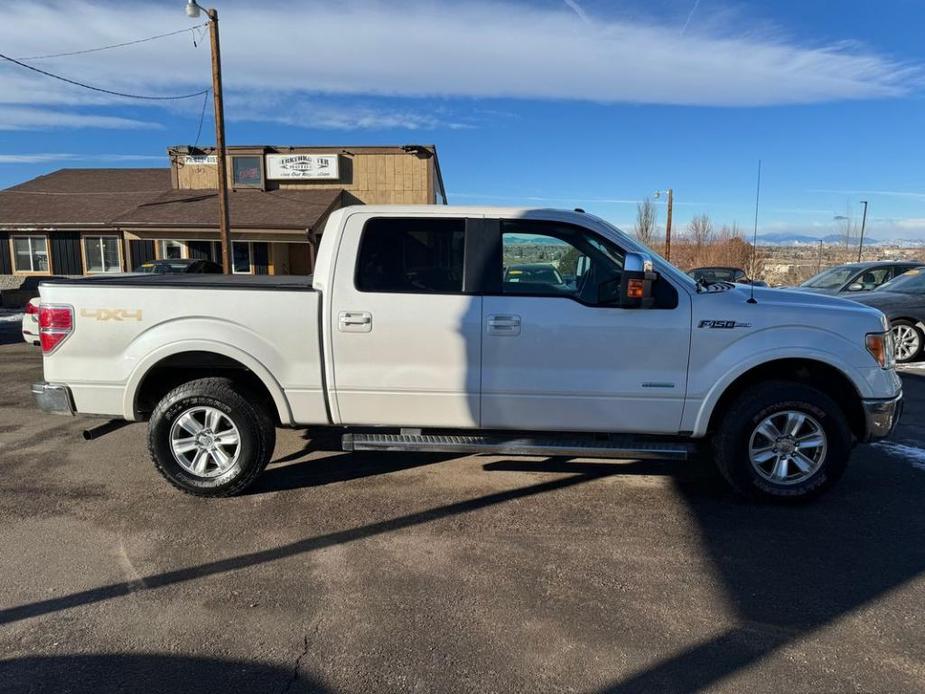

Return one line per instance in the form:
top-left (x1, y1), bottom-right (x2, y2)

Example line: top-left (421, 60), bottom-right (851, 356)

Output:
top-left (487, 314), bottom-right (521, 336)
top-left (338, 311), bottom-right (372, 333)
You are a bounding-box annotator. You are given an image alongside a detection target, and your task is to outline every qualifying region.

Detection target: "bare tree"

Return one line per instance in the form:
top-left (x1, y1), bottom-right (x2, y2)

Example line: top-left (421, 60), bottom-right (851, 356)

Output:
top-left (633, 197), bottom-right (659, 248)
top-left (688, 213), bottom-right (714, 248)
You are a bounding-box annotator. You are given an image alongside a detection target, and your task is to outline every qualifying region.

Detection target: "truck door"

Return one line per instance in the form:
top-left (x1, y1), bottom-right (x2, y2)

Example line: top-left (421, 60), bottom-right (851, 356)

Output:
top-left (329, 214), bottom-right (482, 427)
top-left (481, 219), bottom-right (691, 434)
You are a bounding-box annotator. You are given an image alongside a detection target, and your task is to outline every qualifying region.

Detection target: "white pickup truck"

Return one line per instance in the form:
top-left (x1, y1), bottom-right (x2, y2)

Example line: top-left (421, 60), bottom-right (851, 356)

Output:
top-left (32, 206), bottom-right (902, 500)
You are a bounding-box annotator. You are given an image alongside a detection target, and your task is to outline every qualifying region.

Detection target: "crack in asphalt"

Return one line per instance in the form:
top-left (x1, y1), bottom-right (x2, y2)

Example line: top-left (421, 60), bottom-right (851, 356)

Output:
top-left (279, 632), bottom-right (311, 694)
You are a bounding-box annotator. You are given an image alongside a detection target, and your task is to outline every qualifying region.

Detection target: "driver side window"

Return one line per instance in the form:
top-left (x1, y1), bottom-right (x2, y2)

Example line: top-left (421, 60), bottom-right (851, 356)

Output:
top-left (501, 221), bottom-right (625, 305)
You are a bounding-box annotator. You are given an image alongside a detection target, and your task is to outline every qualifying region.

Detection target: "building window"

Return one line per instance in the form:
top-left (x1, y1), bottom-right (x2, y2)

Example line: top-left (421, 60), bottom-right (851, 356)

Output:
top-left (84, 235), bottom-right (122, 273)
top-left (160, 240), bottom-right (186, 259)
top-left (232, 241), bottom-right (253, 274)
top-left (232, 156), bottom-right (263, 188)
top-left (12, 235), bottom-right (49, 273)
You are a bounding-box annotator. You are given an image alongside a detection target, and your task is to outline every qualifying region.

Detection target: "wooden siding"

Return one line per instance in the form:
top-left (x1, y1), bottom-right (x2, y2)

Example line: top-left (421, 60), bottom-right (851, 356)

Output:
top-left (128, 239), bottom-right (156, 269)
top-left (0, 232), bottom-right (11, 275)
top-left (174, 151), bottom-right (435, 204)
top-left (50, 231), bottom-right (82, 275)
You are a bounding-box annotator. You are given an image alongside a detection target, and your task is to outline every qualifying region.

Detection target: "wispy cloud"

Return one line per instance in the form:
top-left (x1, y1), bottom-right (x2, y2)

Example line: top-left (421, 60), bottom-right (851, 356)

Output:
top-left (0, 0), bottom-right (916, 136)
top-left (0, 106), bottom-right (162, 130)
top-left (808, 188), bottom-right (925, 200)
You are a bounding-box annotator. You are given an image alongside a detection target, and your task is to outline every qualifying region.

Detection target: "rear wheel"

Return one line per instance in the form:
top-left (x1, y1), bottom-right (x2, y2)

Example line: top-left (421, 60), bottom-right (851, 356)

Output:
top-left (148, 377), bottom-right (276, 497)
top-left (712, 381), bottom-right (852, 501)
top-left (890, 319), bottom-right (922, 363)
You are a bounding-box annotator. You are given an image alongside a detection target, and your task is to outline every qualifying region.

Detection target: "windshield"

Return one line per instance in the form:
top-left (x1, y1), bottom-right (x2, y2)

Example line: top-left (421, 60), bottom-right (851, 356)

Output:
top-left (801, 266), bottom-right (857, 289)
top-left (877, 268), bottom-right (925, 293)
top-left (594, 217), bottom-right (697, 288)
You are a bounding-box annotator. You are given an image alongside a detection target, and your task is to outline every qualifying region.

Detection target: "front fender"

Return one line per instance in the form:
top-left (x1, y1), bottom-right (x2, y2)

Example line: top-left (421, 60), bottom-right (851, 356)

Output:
top-left (684, 326), bottom-right (896, 436)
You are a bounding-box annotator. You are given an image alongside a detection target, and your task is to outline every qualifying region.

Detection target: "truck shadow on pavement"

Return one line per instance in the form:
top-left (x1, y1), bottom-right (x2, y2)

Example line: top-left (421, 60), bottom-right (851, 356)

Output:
top-left (0, 653), bottom-right (329, 694)
top-left (2, 379), bottom-right (923, 691)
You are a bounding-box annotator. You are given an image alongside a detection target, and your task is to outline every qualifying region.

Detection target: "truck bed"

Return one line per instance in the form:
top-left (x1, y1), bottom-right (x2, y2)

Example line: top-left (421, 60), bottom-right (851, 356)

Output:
top-left (38, 276), bottom-right (327, 426)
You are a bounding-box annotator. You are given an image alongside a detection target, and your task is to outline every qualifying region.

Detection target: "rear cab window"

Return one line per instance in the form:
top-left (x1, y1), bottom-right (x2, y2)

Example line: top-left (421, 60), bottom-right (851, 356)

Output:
top-left (355, 217), bottom-right (466, 294)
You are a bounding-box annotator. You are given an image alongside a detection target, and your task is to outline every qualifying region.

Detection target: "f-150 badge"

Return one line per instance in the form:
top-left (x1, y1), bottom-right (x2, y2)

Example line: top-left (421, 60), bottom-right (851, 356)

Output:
top-left (698, 319), bottom-right (751, 329)
top-left (80, 308), bottom-right (143, 321)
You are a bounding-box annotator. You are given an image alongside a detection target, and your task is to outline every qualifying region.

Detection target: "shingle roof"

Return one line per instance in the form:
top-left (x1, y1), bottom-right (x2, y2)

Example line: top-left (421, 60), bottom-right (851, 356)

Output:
top-left (0, 168), bottom-right (170, 226)
top-left (111, 188), bottom-right (343, 231)
top-left (0, 168), bottom-right (343, 231)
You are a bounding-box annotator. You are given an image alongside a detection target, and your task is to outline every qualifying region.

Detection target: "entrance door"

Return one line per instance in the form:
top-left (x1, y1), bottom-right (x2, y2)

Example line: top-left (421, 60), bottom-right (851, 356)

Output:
top-left (329, 215), bottom-right (482, 428)
top-left (481, 220), bottom-right (691, 434)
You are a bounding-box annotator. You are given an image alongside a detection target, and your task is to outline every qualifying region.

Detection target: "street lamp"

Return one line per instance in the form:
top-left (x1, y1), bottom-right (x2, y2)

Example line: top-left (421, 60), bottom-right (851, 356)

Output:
top-left (653, 188), bottom-right (673, 261)
top-left (185, 0), bottom-right (232, 274)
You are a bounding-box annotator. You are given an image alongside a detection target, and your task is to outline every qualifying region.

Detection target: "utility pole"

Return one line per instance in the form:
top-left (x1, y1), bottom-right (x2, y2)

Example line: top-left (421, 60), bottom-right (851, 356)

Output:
top-left (655, 188), bottom-right (673, 261)
top-left (857, 200), bottom-right (869, 263)
top-left (187, 1), bottom-right (232, 274)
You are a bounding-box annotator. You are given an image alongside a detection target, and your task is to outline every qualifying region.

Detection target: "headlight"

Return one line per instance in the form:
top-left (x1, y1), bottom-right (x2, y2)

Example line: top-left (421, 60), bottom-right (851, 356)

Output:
top-left (866, 331), bottom-right (895, 369)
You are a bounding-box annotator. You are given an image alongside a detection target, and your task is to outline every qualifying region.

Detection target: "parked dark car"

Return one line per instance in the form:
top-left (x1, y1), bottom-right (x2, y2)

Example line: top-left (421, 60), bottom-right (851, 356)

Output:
top-left (851, 268), bottom-right (925, 363)
top-left (133, 259), bottom-right (223, 274)
top-left (796, 260), bottom-right (924, 295)
top-left (687, 266), bottom-right (767, 287)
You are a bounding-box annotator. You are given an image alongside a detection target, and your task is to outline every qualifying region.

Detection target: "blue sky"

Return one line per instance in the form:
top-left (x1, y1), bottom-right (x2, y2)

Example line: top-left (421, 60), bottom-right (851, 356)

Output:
top-left (0, 0), bottom-right (923, 238)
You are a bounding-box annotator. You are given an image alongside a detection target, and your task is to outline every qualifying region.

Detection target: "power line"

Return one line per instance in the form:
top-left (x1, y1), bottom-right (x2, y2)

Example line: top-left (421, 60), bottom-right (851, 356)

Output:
top-left (16, 24), bottom-right (208, 61)
top-left (194, 89), bottom-right (211, 147)
top-left (0, 52), bottom-right (210, 101)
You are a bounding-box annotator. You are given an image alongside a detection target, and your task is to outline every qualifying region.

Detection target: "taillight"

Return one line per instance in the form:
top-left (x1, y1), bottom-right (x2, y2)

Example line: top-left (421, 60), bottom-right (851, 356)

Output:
top-left (38, 304), bottom-right (74, 354)
top-left (25, 301), bottom-right (38, 315)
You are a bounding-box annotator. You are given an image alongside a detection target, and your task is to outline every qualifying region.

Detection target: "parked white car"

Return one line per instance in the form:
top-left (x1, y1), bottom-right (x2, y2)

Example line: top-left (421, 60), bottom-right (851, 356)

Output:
top-left (21, 298), bottom-right (39, 346)
top-left (31, 206), bottom-right (902, 501)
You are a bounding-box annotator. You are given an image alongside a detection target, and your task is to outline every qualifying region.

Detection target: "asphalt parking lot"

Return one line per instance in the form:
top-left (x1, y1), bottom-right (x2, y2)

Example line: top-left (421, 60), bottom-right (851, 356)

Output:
top-left (1, 322), bottom-right (924, 693)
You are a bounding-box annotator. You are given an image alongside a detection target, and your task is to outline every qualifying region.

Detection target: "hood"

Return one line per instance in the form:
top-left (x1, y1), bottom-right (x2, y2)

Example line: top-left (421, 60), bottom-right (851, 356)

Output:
top-left (851, 291), bottom-right (920, 311)
top-left (720, 284), bottom-right (872, 310)
top-left (691, 282), bottom-right (888, 340)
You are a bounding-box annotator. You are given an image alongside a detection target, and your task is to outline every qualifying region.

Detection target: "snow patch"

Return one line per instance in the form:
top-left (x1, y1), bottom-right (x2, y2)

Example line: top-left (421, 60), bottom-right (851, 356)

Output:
top-left (873, 442), bottom-right (925, 471)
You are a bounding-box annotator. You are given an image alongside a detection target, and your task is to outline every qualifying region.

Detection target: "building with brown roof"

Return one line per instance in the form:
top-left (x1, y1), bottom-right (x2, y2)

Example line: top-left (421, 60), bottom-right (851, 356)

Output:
top-left (0, 144), bottom-right (445, 285)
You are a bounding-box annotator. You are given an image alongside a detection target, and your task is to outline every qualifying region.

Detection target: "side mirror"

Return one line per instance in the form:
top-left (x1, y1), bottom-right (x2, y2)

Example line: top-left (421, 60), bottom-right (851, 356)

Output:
top-left (619, 252), bottom-right (657, 308)
top-left (847, 282), bottom-right (864, 292)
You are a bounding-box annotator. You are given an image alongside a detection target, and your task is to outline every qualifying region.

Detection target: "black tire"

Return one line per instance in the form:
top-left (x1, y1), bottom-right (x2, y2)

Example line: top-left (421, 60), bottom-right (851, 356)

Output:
top-left (711, 381), bottom-right (852, 502)
top-left (890, 319), bottom-right (923, 364)
top-left (148, 377), bottom-right (276, 497)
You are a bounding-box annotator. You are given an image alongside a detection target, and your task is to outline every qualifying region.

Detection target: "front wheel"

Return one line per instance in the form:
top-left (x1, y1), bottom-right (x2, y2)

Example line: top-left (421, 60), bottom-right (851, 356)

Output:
top-left (148, 377), bottom-right (276, 497)
top-left (712, 381), bottom-right (852, 501)
top-left (890, 319), bottom-right (923, 363)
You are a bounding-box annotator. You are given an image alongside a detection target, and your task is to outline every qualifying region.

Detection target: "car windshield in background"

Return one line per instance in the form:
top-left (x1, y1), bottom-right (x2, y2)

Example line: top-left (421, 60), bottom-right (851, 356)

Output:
top-left (877, 268), bottom-right (925, 293)
top-left (135, 261), bottom-right (193, 273)
top-left (801, 266), bottom-right (856, 289)
top-left (691, 268), bottom-right (740, 283)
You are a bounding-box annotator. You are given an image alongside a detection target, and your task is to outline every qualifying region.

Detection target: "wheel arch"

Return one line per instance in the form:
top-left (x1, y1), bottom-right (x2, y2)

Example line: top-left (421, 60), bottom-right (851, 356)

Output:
top-left (704, 358), bottom-right (866, 442)
top-left (125, 342), bottom-right (293, 425)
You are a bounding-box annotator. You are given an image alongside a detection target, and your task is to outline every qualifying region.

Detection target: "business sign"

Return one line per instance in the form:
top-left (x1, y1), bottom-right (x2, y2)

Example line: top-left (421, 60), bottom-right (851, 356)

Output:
top-left (184, 155), bottom-right (217, 165)
top-left (266, 154), bottom-right (339, 180)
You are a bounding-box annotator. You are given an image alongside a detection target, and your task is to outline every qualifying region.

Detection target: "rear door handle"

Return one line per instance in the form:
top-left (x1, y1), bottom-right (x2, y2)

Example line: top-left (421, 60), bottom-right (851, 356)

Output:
top-left (338, 311), bottom-right (372, 333)
top-left (487, 314), bottom-right (521, 336)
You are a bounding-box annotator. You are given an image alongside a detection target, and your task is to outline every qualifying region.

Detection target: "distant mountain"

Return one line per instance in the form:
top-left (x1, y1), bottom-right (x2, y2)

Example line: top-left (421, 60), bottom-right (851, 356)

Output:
top-left (756, 232), bottom-right (824, 245)
top-left (504, 235), bottom-right (565, 245)
top-left (756, 232), bottom-right (880, 246)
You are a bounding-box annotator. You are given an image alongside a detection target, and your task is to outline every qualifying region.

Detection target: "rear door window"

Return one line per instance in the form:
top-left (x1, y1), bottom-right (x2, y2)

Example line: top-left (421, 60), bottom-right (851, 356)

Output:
top-left (356, 218), bottom-right (466, 294)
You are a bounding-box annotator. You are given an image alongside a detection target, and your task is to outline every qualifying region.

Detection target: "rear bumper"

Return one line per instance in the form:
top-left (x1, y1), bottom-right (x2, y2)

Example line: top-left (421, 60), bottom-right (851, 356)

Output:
top-left (32, 382), bottom-right (75, 416)
top-left (861, 391), bottom-right (902, 441)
